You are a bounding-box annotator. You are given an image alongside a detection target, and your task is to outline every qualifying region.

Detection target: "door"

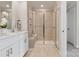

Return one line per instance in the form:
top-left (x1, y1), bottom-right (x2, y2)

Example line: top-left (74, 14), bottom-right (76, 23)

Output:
top-left (57, 1), bottom-right (67, 56)
top-left (67, 5), bottom-right (76, 46)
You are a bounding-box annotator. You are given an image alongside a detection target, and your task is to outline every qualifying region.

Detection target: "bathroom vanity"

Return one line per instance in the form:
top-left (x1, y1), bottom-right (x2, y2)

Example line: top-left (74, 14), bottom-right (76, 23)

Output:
top-left (0, 31), bottom-right (28, 57)
top-left (0, 1), bottom-right (28, 57)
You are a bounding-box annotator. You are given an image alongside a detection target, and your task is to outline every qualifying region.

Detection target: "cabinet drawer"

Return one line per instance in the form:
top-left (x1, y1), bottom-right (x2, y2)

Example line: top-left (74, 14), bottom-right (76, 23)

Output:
top-left (1, 42), bottom-right (19, 57)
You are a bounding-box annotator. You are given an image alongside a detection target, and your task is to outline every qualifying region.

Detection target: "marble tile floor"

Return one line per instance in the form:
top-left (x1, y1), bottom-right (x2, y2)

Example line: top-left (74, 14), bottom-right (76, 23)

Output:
top-left (25, 40), bottom-right (60, 57)
top-left (67, 42), bottom-right (79, 57)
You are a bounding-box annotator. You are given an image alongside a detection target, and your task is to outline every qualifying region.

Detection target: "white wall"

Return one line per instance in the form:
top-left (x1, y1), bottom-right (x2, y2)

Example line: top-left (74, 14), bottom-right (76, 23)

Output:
top-left (67, 2), bottom-right (76, 47)
top-left (12, 1), bottom-right (28, 31)
top-left (57, 1), bottom-right (67, 56)
top-left (76, 2), bottom-right (79, 48)
top-left (12, 1), bottom-right (29, 52)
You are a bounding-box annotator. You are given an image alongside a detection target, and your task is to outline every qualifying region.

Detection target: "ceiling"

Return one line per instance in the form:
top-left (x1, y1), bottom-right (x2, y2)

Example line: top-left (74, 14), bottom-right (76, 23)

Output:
top-left (27, 1), bottom-right (57, 10)
top-left (0, 1), bottom-right (12, 9)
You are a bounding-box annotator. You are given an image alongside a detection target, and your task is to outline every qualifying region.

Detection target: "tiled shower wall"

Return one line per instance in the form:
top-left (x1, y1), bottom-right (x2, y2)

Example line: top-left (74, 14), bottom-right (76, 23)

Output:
top-left (28, 9), bottom-right (56, 41)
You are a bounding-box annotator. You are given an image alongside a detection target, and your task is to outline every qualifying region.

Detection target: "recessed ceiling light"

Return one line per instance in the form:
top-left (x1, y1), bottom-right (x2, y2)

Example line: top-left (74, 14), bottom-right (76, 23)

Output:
top-left (41, 5), bottom-right (44, 7)
top-left (6, 4), bottom-right (10, 8)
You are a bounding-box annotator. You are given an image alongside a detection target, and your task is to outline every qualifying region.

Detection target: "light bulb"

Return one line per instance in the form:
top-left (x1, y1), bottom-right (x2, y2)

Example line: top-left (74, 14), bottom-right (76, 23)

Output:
top-left (41, 5), bottom-right (44, 7)
top-left (6, 4), bottom-right (10, 8)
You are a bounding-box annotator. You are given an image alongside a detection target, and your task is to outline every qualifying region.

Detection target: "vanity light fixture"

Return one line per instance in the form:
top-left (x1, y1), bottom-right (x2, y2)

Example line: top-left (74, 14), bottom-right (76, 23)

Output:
top-left (41, 5), bottom-right (44, 7)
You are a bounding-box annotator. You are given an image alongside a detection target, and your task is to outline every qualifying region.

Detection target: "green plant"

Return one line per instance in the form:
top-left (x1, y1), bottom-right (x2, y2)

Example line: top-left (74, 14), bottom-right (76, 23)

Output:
top-left (0, 23), bottom-right (7, 28)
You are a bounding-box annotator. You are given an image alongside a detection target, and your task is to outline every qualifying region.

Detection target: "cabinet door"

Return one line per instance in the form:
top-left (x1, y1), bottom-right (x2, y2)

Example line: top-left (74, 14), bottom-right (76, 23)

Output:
top-left (0, 50), bottom-right (2, 57)
top-left (10, 42), bottom-right (19, 57)
top-left (1, 42), bottom-right (19, 57)
top-left (19, 34), bottom-right (26, 56)
top-left (25, 33), bottom-right (28, 52)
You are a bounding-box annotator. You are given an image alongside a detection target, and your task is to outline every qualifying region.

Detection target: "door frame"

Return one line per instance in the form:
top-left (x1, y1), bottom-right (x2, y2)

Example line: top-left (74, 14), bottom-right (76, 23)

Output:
top-left (57, 1), bottom-right (67, 57)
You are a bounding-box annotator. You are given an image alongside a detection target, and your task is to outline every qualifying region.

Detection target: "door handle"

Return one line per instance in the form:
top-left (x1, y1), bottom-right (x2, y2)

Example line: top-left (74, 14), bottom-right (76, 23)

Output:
top-left (62, 30), bottom-right (64, 32)
top-left (6, 50), bottom-right (9, 56)
top-left (67, 28), bottom-right (70, 30)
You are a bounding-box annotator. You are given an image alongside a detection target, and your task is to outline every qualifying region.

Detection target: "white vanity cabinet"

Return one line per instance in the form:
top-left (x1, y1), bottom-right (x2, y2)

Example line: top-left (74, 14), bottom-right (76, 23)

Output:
top-left (19, 33), bottom-right (26, 56)
top-left (0, 31), bottom-right (28, 57)
top-left (1, 42), bottom-right (19, 57)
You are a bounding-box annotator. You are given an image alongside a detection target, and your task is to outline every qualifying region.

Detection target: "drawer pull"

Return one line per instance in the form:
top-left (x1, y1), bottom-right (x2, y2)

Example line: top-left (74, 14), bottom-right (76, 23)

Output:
top-left (6, 50), bottom-right (9, 56)
top-left (9, 48), bottom-right (12, 54)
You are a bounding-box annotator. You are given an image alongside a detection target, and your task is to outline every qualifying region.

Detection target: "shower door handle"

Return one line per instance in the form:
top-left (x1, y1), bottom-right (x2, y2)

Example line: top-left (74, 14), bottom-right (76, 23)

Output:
top-left (43, 13), bottom-right (45, 38)
top-left (43, 24), bottom-right (45, 38)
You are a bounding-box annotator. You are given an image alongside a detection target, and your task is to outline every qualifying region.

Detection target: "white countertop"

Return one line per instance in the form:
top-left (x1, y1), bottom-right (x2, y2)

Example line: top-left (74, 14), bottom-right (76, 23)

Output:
top-left (0, 31), bottom-right (28, 50)
top-left (0, 31), bottom-right (27, 40)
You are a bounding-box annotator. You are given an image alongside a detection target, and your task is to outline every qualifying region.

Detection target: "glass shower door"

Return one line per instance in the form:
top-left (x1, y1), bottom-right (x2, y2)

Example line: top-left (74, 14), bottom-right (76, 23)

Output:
top-left (35, 10), bottom-right (56, 44)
